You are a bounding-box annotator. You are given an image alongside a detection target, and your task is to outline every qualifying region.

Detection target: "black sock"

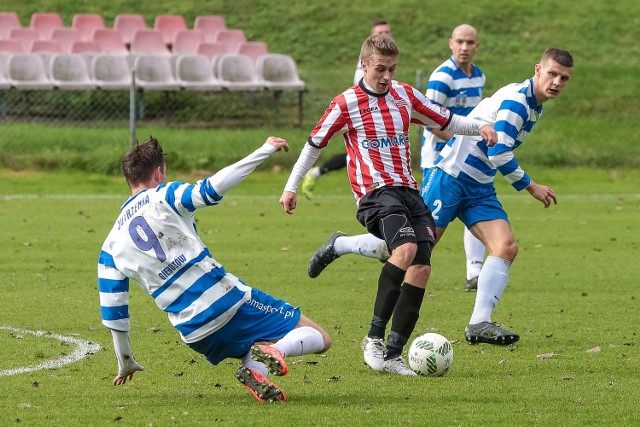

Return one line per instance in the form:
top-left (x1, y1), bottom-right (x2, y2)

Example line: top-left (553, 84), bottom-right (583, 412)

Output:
top-left (386, 283), bottom-right (425, 358)
top-left (319, 154), bottom-right (347, 174)
top-left (367, 262), bottom-right (405, 339)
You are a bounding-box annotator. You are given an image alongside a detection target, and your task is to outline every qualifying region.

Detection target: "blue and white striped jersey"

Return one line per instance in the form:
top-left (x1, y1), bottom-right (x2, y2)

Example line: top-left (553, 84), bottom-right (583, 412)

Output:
top-left (435, 78), bottom-right (543, 191)
top-left (421, 56), bottom-right (485, 168)
top-left (98, 143), bottom-right (276, 344)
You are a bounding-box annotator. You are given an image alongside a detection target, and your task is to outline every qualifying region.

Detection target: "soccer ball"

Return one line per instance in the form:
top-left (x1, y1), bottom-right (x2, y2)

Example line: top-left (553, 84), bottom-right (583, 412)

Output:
top-left (408, 333), bottom-right (454, 377)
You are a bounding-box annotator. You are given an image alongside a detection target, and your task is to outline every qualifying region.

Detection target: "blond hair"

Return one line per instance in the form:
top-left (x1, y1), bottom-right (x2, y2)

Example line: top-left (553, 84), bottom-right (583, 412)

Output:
top-left (359, 34), bottom-right (398, 63)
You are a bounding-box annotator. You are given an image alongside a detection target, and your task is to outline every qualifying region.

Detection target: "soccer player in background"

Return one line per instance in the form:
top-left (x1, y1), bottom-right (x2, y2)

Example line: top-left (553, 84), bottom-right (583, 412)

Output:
top-left (98, 136), bottom-right (331, 403)
top-left (279, 35), bottom-right (497, 375)
top-left (300, 20), bottom-right (393, 199)
top-left (420, 24), bottom-right (487, 292)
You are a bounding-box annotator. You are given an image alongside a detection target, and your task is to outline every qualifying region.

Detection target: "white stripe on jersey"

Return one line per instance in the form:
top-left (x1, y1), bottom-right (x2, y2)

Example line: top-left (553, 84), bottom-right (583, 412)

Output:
top-left (308, 80), bottom-right (451, 204)
top-left (436, 78), bottom-right (542, 191)
top-left (421, 57), bottom-right (485, 168)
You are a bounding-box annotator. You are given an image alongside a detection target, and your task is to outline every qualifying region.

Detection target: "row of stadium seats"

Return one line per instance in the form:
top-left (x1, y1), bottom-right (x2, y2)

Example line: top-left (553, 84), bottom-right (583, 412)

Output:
top-left (0, 51), bottom-right (305, 92)
top-left (1, 12), bottom-right (231, 47)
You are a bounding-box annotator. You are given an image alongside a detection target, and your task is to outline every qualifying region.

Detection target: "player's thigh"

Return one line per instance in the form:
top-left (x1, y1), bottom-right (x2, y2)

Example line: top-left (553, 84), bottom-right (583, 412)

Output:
top-left (469, 219), bottom-right (515, 253)
top-left (421, 169), bottom-right (464, 227)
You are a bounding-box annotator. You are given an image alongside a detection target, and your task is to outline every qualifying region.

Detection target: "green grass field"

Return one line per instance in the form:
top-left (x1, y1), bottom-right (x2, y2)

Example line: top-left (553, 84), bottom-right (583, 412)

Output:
top-left (0, 168), bottom-right (638, 425)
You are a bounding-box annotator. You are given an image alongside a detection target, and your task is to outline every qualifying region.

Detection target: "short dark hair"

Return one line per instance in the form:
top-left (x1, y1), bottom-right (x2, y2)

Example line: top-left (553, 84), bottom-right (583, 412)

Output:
top-left (372, 19), bottom-right (388, 28)
top-left (541, 47), bottom-right (574, 68)
top-left (122, 135), bottom-right (165, 186)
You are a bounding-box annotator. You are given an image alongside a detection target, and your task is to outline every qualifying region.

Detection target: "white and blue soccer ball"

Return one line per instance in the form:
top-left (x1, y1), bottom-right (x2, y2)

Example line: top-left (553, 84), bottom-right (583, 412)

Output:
top-left (408, 333), bottom-right (454, 377)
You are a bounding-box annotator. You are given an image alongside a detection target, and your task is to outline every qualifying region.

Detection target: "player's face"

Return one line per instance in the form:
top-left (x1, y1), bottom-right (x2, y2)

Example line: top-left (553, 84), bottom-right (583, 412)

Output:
top-left (534, 58), bottom-right (573, 103)
top-left (371, 24), bottom-right (392, 37)
top-left (362, 54), bottom-right (397, 93)
top-left (449, 29), bottom-right (479, 66)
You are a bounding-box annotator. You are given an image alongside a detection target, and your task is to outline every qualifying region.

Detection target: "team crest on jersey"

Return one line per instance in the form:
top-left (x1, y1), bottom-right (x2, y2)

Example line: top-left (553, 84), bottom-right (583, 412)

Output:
top-left (394, 99), bottom-right (408, 108)
top-left (439, 106), bottom-right (448, 116)
top-left (455, 92), bottom-right (468, 107)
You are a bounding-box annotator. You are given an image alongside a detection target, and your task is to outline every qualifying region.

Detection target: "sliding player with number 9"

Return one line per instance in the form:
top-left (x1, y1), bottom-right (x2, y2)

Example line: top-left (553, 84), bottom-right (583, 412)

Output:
top-left (97, 135), bottom-right (332, 403)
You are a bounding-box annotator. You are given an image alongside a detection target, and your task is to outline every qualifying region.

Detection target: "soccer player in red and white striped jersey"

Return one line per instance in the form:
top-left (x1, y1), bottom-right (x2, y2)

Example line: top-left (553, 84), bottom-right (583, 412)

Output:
top-left (280, 35), bottom-right (497, 376)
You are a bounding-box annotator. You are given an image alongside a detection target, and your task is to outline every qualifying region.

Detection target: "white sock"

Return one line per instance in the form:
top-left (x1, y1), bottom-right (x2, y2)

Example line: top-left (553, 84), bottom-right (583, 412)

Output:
top-left (469, 256), bottom-right (510, 324)
top-left (333, 234), bottom-right (389, 259)
top-left (271, 326), bottom-right (324, 357)
top-left (241, 350), bottom-right (269, 377)
top-left (464, 227), bottom-right (486, 280)
top-left (308, 166), bottom-right (321, 179)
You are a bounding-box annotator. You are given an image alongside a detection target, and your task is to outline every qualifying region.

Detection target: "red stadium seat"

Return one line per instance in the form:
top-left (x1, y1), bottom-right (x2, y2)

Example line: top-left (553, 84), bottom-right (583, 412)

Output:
top-left (130, 29), bottom-right (171, 56)
top-left (172, 30), bottom-right (205, 55)
top-left (114, 14), bottom-right (148, 47)
top-left (0, 39), bottom-right (24, 54)
top-left (72, 13), bottom-right (106, 41)
top-left (8, 28), bottom-right (40, 52)
top-left (29, 12), bottom-right (64, 40)
top-left (154, 15), bottom-right (187, 48)
top-left (93, 29), bottom-right (129, 56)
top-left (237, 41), bottom-right (268, 64)
top-left (50, 28), bottom-right (82, 53)
top-left (196, 42), bottom-right (229, 59)
top-left (0, 12), bottom-right (22, 40)
top-left (194, 15), bottom-right (226, 42)
top-left (214, 29), bottom-right (246, 53)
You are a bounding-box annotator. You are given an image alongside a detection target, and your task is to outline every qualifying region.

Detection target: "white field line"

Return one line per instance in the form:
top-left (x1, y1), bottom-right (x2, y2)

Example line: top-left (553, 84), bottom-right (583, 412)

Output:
top-left (3, 193), bottom-right (640, 201)
top-left (0, 326), bottom-right (101, 376)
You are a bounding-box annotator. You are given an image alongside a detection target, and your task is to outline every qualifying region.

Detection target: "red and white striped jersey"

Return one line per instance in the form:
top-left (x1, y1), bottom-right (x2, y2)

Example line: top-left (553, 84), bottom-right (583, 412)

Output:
top-left (308, 80), bottom-right (452, 205)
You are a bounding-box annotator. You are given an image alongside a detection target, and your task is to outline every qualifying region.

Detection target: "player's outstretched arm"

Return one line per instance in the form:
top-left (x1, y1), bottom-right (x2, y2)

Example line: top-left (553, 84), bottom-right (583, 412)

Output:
top-left (526, 181), bottom-right (557, 208)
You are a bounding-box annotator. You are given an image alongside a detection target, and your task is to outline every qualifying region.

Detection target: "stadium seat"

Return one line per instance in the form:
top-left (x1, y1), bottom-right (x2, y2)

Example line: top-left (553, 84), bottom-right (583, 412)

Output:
top-left (256, 54), bottom-right (305, 91)
top-left (214, 29), bottom-right (246, 53)
top-left (8, 28), bottom-right (40, 52)
top-left (134, 55), bottom-right (179, 90)
top-left (0, 39), bottom-right (24, 54)
top-left (0, 12), bottom-right (22, 40)
top-left (49, 53), bottom-right (94, 90)
top-left (114, 14), bottom-right (148, 47)
top-left (7, 53), bottom-right (54, 89)
top-left (154, 15), bottom-right (187, 48)
top-left (172, 30), bottom-right (205, 55)
top-left (29, 40), bottom-right (63, 53)
top-left (0, 52), bottom-right (12, 89)
top-left (92, 54), bottom-right (132, 90)
top-left (193, 15), bottom-right (226, 42)
top-left (196, 42), bottom-right (229, 59)
top-left (130, 29), bottom-right (171, 56)
top-left (237, 41), bottom-right (268, 64)
top-left (72, 13), bottom-right (106, 41)
top-left (70, 40), bottom-right (102, 54)
top-left (50, 28), bottom-right (82, 53)
top-left (216, 53), bottom-right (263, 91)
top-left (29, 12), bottom-right (64, 40)
top-left (93, 29), bottom-right (129, 55)
top-left (175, 54), bottom-right (221, 91)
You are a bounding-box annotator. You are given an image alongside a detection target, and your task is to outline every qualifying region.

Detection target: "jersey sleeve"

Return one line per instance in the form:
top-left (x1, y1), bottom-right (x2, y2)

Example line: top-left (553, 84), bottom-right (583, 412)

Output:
top-left (158, 143), bottom-right (278, 216)
top-left (487, 97), bottom-right (531, 190)
top-left (405, 84), bottom-right (451, 129)
top-left (98, 250), bottom-right (131, 332)
top-left (308, 96), bottom-right (349, 148)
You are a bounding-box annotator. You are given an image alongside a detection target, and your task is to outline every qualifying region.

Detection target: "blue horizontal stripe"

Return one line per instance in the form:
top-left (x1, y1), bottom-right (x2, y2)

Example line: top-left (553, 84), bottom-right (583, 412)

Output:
top-left (512, 175), bottom-right (531, 191)
top-left (151, 249), bottom-right (211, 299)
top-left (98, 250), bottom-right (116, 268)
top-left (488, 142), bottom-right (514, 156)
top-left (98, 277), bottom-right (129, 294)
top-left (464, 154), bottom-right (494, 176)
top-left (523, 120), bottom-right (536, 133)
top-left (427, 80), bottom-right (451, 94)
top-left (101, 305), bottom-right (129, 321)
top-left (495, 120), bottom-right (520, 140)
top-left (200, 179), bottom-right (221, 205)
top-left (181, 185), bottom-right (196, 212)
top-left (497, 158), bottom-right (520, 176)
top-left (176, 286), bottom-right (247, 336)
top-left (500, 100), bottom-right (528, 121)
top-left (164, 267), bottom-right (227, 313)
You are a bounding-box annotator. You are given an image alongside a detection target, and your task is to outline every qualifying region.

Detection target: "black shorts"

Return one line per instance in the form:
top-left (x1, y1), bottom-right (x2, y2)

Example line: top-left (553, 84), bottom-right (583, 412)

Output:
top-left (356, 186), bottom-right (436, 264)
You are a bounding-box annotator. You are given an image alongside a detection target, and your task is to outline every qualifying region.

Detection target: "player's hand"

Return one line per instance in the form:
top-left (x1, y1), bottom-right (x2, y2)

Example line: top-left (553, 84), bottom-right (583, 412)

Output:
top-left (526, 181), bottom-right (557, 208)
top-left (265, 136), bottom-right (289, 152)
top-left (113, 360), bottom-right (144, 386)
top-left (480, 124), bottom-right (498, 147)
top-left (280, 191), bottom-right (297, 214)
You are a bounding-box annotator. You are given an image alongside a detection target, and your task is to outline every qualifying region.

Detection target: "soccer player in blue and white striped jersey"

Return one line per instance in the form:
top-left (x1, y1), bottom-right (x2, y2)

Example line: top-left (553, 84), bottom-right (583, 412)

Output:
top-left (98, 135), bottom-right (331, 403)
top-left (422, 47), bottom-right (574, 345)
top-left (420, 24), bottom-right (488, 292)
